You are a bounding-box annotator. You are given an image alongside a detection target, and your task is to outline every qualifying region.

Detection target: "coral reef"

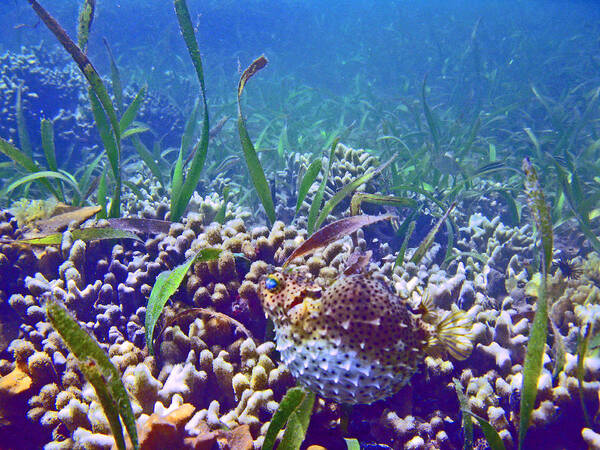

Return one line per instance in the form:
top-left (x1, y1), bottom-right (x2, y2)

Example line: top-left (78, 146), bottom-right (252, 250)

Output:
top-left (120, 165), bottom-right (252, 224)
top-left (0, 191), bottom-right (600, 448)
top-left (0, 178), bottom-right (598, 449)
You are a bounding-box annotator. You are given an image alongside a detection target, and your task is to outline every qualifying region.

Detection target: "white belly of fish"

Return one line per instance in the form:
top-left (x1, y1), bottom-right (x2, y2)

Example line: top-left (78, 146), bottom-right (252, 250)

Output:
top-left (276, 334), bottom-right (416, 404)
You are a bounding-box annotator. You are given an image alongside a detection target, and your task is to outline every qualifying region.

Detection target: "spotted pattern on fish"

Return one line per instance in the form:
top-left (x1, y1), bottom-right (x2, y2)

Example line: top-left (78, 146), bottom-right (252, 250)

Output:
top-left (259, 269), bottom-right (472, 404)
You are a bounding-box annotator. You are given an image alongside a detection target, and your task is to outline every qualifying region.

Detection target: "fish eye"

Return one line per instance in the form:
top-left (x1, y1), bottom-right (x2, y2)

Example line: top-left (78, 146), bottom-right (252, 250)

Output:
top-left (265, 275), bottom-right (280, 291)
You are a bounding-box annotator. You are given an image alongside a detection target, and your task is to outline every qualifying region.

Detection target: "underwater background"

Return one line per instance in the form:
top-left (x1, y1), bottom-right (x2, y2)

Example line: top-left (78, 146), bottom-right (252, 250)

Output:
top-left (1, 0), bottom-right (600, 449)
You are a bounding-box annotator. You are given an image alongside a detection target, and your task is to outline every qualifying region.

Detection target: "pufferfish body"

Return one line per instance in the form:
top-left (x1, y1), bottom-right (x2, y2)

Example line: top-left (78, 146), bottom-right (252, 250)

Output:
top-left (258, 269), bottom-right (473, 404)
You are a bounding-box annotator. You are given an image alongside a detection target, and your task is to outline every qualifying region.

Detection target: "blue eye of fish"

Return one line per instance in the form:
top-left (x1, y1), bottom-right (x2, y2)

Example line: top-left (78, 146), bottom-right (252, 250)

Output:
top-left (265, 276), bottom-right (279, 291)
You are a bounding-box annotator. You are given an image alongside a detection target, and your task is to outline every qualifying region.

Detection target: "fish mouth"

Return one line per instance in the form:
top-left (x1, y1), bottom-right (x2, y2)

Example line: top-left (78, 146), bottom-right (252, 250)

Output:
top-left (286, 286), bottom-right (321, 314)
top-left (287, 296), bottom-right (304, 309)
top-left (287, 302), bottom-right (305, 321)
top-left (286, 293), bottom-right (306, 317)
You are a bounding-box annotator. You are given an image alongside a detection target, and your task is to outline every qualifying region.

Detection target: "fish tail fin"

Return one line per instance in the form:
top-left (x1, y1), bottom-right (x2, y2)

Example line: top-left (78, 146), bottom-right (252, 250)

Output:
top-left (433, 309), bottom-right (474, 360)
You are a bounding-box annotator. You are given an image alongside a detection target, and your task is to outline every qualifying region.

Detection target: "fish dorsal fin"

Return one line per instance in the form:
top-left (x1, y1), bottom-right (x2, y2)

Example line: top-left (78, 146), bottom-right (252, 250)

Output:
top-left (433, 308), bottom-right (474, 360)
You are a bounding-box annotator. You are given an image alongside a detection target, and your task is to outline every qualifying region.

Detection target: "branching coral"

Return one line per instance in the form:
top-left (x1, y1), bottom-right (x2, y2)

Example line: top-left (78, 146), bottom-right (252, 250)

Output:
top-left (0, 194), bottom-right (597, 449)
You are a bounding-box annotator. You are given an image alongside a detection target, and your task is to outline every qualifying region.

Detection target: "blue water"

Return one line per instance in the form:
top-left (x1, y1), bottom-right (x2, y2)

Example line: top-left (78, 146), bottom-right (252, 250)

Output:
top-left (1, 0), bottom-right (597, 173)
top-left (3, 0), bottom-right (599, 114)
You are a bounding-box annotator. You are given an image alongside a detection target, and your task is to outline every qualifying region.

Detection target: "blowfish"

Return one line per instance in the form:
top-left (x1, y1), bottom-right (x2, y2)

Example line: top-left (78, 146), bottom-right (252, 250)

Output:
top-left (259, 269), bottom-right (473, 404)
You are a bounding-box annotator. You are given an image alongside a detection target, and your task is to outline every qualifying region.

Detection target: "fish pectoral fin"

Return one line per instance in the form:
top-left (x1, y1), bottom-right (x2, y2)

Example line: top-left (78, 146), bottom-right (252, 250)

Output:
top-left (419, 290), bottom-right (435, 315)
top-left (432, 309), bottom-right (474, 360)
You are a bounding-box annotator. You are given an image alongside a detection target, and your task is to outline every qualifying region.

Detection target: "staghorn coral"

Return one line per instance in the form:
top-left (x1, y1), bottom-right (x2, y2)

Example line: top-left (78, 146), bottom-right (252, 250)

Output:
top-left (54, 322), bottom-right (289, 448)
top-left (456, 213), bottom-right (535, 276)
top-left (272, 152), bottom-right (313, 224)
top-left (325, 143), bottom-right (380, 195)
top-left (121, 164), bottom-right (253, 224)
top-left (378, 411), bottom-right (456, 449)
top-left (449, 358), bottom-right (600, 450)
top-left (1, 213), bottom-right (39, 300)
top-left (545, 252), bottom-right (600, 334)
top-left (582, 428), bottom-right (600, 449)
top-left (275, 143), bottom-right (382, 228)
top-left (0, 303), bottom-right (290, 448)
top-left (474, 309), bottom-right (529, 375)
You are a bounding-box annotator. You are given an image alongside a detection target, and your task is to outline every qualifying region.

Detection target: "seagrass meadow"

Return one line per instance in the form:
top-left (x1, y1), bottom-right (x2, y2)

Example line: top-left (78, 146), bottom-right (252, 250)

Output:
top-left (0, 0), bottom-right (599, 449)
